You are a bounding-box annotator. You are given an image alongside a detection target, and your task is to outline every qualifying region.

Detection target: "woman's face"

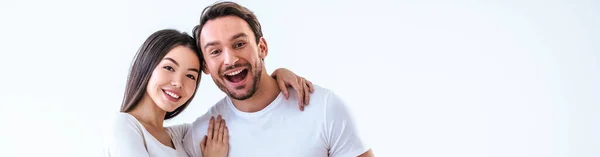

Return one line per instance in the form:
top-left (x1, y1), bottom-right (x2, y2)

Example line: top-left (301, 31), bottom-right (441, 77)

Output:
top-left (146, 45), bottom-right (201, 112)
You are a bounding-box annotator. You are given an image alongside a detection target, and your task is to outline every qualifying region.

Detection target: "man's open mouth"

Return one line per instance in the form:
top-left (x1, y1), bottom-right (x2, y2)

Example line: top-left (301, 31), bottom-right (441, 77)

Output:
top-left (224, 68), bottom-right (248, 83)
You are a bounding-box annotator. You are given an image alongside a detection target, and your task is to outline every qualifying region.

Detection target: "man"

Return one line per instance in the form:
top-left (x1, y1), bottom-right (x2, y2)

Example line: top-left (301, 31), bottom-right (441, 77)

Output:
top-left (183, 2), bottom-right (374, 157)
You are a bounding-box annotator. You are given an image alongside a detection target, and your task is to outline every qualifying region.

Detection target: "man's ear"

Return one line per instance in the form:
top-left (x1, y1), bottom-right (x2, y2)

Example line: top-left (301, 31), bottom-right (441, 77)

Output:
top-left (258, 37), bottom-right (268, 60)
top-left (202, 61), bottom-right (210, 75)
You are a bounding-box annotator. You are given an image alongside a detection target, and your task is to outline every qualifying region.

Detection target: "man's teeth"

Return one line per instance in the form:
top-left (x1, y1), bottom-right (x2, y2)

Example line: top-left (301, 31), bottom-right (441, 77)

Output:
top-left (226, 69), bottom-right (244, 76)
top-left (165, 91), bottom-right (180, 99)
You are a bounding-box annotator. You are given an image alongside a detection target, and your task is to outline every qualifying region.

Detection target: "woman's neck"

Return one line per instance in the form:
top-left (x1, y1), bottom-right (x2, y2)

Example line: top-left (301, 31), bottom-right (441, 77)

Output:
top-left (127, 93), bottom-right (166, 129)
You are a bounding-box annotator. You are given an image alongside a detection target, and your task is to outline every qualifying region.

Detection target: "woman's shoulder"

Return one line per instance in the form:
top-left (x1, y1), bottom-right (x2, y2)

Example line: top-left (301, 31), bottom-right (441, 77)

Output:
top-left (106, 112), bottom-right (146, 139)
top-left (165, 123), bottom-right (191, 140)
top-left (103, 112), bottom-right (149, 156)
top-left (112, 112), bottom-right (142, 128)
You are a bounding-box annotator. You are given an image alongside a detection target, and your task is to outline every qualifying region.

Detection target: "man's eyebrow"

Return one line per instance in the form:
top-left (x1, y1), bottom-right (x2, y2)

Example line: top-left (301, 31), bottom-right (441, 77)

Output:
top-left (203, 41), bottom-right (220, 49)
top-left (230, 33), bottom-right (247, 41)
top-left (203, 33), bottom-right (248, 50)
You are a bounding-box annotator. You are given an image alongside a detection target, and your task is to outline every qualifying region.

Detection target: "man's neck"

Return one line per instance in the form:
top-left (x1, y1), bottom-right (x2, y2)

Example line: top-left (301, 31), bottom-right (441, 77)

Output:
top-left (230, 71), bottom-right (281, 113)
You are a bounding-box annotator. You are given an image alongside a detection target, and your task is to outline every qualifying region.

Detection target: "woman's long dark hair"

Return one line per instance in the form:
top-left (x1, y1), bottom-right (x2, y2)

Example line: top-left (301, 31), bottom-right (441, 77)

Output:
top-left (120, 29), bottom-right (203, 120)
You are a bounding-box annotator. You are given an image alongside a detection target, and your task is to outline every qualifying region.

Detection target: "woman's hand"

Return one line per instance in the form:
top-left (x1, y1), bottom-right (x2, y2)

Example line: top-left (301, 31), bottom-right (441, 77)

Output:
top-left (271, 68), bottom-right (315, 111)
top-left (200, 115), bottom-right (228, 157)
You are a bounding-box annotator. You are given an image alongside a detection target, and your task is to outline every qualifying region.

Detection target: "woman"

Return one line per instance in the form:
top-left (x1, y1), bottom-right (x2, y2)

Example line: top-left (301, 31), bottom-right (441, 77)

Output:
top-left (104, 29), bottom-right (313, 157)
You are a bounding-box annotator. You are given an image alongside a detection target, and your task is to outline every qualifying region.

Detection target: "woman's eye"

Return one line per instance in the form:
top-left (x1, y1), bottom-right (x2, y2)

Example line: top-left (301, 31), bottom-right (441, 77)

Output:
top-left (186, 74), bottom-right (196, 80)
top-left (163, 66), bottom-right (174, 71)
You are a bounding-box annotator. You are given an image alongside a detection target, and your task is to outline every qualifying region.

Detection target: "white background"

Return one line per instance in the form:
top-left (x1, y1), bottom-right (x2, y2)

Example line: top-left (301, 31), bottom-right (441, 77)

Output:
top-left (0, 0), bottom-right (598, 156)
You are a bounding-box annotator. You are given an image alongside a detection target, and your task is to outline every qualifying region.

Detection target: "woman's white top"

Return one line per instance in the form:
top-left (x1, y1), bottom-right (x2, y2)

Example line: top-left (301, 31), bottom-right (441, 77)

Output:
top-left (104, 113), bottom-right (190, 157)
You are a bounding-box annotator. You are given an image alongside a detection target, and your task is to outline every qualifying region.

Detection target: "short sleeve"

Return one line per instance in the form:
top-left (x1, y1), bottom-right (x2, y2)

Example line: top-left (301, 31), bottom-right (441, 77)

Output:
top-left (324, 92), bottom-right (370, 157)
top-left (104, 113), bottom-right (150, 157)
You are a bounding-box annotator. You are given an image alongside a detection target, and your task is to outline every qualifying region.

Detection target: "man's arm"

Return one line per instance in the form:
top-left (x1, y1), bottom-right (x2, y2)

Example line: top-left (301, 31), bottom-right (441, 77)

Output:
top-left (324, 92), bottom-right (373, 157)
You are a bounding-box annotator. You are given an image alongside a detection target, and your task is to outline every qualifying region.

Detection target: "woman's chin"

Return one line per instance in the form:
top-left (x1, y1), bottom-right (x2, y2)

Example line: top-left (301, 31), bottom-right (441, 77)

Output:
top-left (158, 103), bottom-right (182, 113)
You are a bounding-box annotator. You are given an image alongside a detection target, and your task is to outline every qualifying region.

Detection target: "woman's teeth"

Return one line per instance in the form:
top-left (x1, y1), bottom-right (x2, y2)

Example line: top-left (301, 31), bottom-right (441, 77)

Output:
top-left (165, 91), bottom-right (180, 99)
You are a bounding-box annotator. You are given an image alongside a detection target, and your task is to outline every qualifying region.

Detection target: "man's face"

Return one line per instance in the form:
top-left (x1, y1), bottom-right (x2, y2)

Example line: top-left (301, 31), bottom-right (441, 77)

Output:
top-left (199, 15), bottom-right (268, 100)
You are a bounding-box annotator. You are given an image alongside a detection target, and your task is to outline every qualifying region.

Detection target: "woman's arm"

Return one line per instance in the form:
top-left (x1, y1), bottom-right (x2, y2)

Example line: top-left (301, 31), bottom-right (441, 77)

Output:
top-left (271, 68), bottom-right (314, 111)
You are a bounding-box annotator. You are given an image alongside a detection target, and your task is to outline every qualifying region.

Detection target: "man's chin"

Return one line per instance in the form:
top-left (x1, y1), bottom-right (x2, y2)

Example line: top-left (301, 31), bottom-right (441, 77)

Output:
top-left (220, 75), bottom-right (259, 100)
top-left (227, 90), bottom-right (253, 100)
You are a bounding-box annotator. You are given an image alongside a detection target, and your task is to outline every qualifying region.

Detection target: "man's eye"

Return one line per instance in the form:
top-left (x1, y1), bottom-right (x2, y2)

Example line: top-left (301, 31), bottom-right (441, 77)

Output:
top-left (210, 50), bottom-right (221, 55)
top-left (234, 42), bottom-right (245, 48)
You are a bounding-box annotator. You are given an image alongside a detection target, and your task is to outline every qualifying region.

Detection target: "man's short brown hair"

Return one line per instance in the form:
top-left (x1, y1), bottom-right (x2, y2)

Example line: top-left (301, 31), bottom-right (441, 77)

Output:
top-left (193, 1), bottom-right (263, 48)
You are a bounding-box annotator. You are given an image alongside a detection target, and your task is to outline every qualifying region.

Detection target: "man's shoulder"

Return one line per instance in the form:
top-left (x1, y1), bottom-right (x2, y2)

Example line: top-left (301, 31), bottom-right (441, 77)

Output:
top-left (283, 84), bottom-right (339, 112)
top-left (305, 85), bottom-right (351, 115)
top-left (311, 84), bottom-right (334, 97)
top-left (190, 97), bottom-right (229, 128)
top-left (289, 84), bottom-right (335, 102)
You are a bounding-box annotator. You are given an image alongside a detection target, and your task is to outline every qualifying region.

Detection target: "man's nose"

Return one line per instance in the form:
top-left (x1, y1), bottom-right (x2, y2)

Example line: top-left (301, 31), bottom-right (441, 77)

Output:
top-left (223, 49), bottom-right (239, 66)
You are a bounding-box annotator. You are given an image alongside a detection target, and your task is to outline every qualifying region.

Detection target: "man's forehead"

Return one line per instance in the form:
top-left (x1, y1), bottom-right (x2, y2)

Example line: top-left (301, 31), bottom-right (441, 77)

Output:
top-left (200, 16), bottom-right (254, 44)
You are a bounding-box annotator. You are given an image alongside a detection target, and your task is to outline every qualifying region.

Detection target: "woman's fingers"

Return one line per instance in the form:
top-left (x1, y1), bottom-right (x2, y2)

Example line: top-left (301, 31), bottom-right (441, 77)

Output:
top-left (277, 78), bottom-right (289, 99)
top-left (223, 125), bottom-right (229, 144)
top-left (306, 79), bottom-right (314, 93)
top-left (207, 116), bottom-right (214, 140)
top-left (201, 116), bottom-right (229, 157)
top-left (302, 78), bottom-right (310, 105)
top-left (218, 119), bottom-right (225, 143)
top-left (295, 78), bottom-right (305, 110)
top-left (200, 135), bottom-right (207, 152)
top-left (214, 115), bottom-right (222, 141)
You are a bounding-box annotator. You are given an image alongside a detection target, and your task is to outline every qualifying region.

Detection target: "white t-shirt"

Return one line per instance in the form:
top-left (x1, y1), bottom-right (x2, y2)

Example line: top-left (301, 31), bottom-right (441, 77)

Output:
top-left (183, 85), bottom-right (369, 157)
top-left (104, 113), bottom-right (190, 157)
